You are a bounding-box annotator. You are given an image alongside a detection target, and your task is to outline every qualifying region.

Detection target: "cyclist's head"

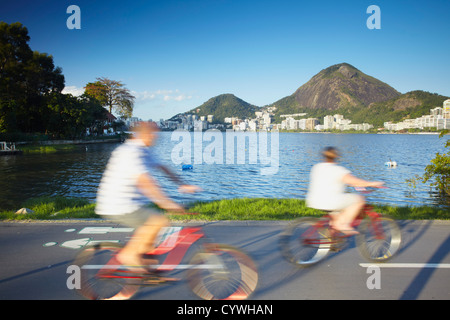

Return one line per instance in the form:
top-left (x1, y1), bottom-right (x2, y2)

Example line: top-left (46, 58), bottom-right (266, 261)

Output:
top-left (133, 121), bottom-right (159, 146)
top-left (322, 146), bottom-right (339, 162)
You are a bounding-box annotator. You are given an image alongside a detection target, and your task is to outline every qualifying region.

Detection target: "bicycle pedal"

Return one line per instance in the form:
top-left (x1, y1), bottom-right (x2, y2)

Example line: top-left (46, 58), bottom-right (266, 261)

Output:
top-left (142, 276), bottom-right (180, 285)
top-left (330, 240), bottom-right (347, 252)
top-left (330, 245), bottom-right (343, 252)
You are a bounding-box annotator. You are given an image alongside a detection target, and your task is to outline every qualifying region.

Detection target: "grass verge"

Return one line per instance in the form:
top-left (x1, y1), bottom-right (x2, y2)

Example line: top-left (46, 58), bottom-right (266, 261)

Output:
top-left (1, 197), bottom-right (449, 221)
top-left (20, 144), bottom-right (79, 154)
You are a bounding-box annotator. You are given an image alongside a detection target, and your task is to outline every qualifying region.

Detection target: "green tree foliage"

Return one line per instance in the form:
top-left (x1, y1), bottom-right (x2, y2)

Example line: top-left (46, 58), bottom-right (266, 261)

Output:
top-left (407, 131), bottom-right (450, 200)
top-left (0, 22), bottom-right (65, 132)
top-left (421, 131), bottom-right (450, 196)
top-left (44, 92), bottom-right (106, 138)
top-left (0, 22), bottom-right (108, 138)
top-left (84, 77), bottom-right (135, 119)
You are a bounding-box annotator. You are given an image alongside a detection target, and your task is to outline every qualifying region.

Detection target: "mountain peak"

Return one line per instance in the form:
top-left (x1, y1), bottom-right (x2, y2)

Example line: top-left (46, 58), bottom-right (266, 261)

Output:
top-left (283, 63), bottom-right (401, 111)
top-left (187, 93), bottom-right (259, 122)
top-left (317, 63), bottom-right (359, 78)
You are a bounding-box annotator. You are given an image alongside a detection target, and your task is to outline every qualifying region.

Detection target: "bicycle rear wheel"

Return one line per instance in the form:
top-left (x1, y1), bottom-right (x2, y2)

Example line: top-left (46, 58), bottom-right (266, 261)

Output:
top-left (279, 217), bottom-right (331, 267)
top-left (356, 216), bottom-right (402, 262)
top-left (73, 242), bottom-right (140, 300)
top-left (187, 244), bottom-right (258, 300)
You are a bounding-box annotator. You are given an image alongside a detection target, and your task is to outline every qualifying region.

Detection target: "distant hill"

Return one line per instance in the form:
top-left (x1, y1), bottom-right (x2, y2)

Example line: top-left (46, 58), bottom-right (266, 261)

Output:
top-left (176, 63), bottom-right (449, 127)
top-left (351, 90), bottom-right (450, 127)
top-left (269, 63), bottom-right (400, 115)
top-left (185, 93), bottom-right (260, 123)
top-left (268, 63), bottom-right (448, 125)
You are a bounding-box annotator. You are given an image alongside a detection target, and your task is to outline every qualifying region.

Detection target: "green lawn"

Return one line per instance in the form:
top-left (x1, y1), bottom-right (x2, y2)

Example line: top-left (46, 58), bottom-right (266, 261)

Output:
top-left (1, 197), bottom-right (449, 221)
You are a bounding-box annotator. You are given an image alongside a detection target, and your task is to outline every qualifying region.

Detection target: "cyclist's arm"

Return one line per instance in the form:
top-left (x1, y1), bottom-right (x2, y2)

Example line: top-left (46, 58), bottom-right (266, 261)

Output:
top-left (342, 173), bottom-right (384, 188)
top-left (137, 173), bottom-right (184, 211)
top-left (156, 164), bottom-right (202, 193)
top-left (157, 164), bottom-right (184, 185)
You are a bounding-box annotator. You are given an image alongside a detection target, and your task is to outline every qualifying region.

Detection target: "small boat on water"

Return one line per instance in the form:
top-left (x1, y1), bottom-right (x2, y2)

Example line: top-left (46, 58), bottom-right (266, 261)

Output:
top-left (385, 160), bottom-right (397, 167)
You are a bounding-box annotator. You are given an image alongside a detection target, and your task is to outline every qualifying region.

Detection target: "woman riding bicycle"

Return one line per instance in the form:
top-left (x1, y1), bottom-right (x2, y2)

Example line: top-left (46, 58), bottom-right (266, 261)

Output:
top-left (306, 147), bottom-right (384, 235)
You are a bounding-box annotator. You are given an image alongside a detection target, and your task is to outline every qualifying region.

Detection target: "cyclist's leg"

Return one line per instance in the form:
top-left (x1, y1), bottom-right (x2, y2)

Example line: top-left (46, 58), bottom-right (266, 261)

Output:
top-left (332, 194), bottom-right (364, 234)
top-left (133, 214), bottom-right (169, 258)
top-left (104, 208), bottom-right (169, 266)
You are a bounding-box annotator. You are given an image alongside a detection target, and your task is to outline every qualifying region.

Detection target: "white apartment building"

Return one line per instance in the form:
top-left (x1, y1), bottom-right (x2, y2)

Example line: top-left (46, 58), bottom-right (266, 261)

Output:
top-left (324, 115), bottom-right (334, 130)
top-left (321, 114), bottom-right (373, 131)
top-left (384, 101), bottom-right (450, 131)
top-left (194, 119), bottom-right (208, 131)
top-left (444, 99), bottom-right (450, 118)
top-left (281, 117), bottom-right (308, 130)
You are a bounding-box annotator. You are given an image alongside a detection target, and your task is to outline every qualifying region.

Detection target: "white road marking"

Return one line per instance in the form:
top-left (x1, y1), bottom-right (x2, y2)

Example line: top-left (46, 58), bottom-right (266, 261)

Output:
top-left (360, 263), bottom-right (450, 268)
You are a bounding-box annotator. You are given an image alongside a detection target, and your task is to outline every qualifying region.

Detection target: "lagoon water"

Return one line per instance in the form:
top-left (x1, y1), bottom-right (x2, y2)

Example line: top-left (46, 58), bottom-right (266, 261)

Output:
top-left (0, 132), bottom-right (448, 210)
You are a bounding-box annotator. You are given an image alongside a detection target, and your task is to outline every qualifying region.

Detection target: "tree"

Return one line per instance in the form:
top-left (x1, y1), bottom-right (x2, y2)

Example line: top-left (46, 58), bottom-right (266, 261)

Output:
top-left (0, 22), bottom-right (65, 133)
top-left (44, 92), bottom-right (107, 139)
top-left (407, 130), bottom-right (450, 199)
top-left (421, 131), bottom-right (450, 196)
top-left (0, 22), bottom-right (117, 139)
top-left (84, 77), bottom-right (135, 119)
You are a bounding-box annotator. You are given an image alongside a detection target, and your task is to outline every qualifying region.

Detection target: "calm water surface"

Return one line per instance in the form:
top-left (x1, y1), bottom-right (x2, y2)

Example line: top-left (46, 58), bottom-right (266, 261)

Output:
top-left (0, 132), bottom-right (448, 210)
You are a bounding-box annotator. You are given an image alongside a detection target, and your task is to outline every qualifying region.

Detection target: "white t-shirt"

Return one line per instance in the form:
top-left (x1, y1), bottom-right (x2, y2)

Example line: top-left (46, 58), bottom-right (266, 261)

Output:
top-left (306, 162), bottom-right (351, 211)
top-left (95, 139), bottom-right (161, 216)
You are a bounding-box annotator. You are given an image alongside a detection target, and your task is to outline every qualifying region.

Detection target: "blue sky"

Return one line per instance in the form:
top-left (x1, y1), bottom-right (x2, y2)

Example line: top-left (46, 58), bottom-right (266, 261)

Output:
top-left (1, 0), bottom-right (449, 120)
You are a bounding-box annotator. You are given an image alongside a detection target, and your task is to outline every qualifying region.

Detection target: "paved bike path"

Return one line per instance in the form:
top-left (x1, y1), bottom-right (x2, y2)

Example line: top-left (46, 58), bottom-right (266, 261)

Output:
top-left (0, 220), bottom-right (448, 300)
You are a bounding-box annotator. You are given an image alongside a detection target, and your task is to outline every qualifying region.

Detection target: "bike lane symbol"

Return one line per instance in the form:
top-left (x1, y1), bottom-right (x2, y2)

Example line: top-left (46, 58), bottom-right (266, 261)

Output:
top-left (43, 227), bottom-right (134, 249)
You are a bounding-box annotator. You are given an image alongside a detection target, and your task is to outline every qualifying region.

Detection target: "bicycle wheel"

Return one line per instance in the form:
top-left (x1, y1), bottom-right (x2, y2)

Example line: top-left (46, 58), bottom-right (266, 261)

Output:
top-left (187, 244), bottom-right (258, 300)
top-left (279, 217), bottom-right (331, 267)
top-left (356, 216), bottom-right (401, 262)
top-left (72, 242), bottom-right (140, 300)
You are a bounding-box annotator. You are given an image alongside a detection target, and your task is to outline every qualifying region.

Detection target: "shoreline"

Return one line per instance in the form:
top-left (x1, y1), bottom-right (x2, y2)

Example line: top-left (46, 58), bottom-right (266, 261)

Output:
top-left (16, 137), bottom-right (123, 146)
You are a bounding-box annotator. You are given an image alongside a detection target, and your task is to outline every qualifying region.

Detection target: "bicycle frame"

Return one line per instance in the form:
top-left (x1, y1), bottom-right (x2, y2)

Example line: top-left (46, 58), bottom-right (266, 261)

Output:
top-left (303, 204), bottom-right (386, 246)
top-left (357, 204), bottom-right (386, 240)
top-left (150, 226), bottom-right (205, 271)
top-left (91, 226), bottom-right (206, 280)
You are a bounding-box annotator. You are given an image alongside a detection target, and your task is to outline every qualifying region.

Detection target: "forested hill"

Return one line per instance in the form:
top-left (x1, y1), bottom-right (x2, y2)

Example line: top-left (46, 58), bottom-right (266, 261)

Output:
top-left (185, 94), bottom-right (260, 123)
top-left (176, 63), bottom-right (449, 126)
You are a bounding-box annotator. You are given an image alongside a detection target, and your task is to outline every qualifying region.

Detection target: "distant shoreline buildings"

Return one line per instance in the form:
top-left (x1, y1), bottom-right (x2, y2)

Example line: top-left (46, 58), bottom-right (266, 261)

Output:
top-left (140, 99), bottom-right (450, 133)
top-left (384, 99), bottom-right (450, 131)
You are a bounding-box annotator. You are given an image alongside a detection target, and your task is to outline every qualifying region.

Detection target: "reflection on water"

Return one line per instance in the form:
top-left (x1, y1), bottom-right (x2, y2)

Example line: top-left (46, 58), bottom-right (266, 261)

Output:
top-left (0, 133), bottom-right (447, 210)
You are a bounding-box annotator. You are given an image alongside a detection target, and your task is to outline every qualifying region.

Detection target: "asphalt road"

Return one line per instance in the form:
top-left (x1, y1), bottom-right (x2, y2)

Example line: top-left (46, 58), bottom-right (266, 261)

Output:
top-left (0, 219), bottom-right (449, 300)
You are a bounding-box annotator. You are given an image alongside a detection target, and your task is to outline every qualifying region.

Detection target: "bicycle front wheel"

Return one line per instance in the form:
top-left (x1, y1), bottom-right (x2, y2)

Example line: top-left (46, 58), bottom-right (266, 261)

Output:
top-left (279, 217), bottom-right (331, 267)
top-left (72, 242), bottom-right (140, 300)
top-left (356, 216), bottom-right (402, 262)
top-left (187, 244), bottom-right (258, 300)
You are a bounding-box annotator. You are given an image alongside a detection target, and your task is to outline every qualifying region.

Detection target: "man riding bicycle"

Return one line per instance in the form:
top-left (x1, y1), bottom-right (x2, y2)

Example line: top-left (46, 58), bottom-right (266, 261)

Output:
top-left (95, 121), bottom-right (200, 267)
top-left (306, 147), bottom-right (384, 235)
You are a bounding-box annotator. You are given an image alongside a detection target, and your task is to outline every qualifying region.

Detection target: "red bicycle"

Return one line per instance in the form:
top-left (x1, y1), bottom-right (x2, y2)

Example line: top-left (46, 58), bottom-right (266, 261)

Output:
top-left (73, 220), bottom-right (258, 300)
top-left (279, 188), bottom-right (402, 267)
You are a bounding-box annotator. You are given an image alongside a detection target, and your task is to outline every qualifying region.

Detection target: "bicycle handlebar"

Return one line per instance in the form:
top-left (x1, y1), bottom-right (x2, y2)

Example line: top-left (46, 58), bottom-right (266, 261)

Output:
top-left (354, 186), bottom-right (388, 193)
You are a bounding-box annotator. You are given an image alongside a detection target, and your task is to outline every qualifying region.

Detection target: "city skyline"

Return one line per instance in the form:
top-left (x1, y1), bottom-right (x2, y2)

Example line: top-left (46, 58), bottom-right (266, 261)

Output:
top-left (1, 0), bottom-right (449, 121)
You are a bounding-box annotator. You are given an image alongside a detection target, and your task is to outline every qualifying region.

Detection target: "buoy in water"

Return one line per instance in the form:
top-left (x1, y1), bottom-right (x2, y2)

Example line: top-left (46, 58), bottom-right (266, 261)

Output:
top-left (182, 164), bottom-right (193, 170)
